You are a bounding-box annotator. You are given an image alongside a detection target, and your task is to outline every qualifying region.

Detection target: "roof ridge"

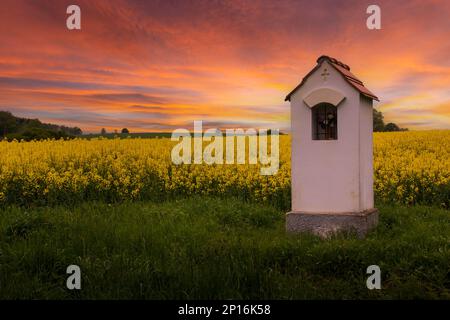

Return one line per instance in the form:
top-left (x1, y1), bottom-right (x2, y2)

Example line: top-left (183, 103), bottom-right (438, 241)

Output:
top-left (345, 76), bottom-right (364, 86)
top-left (317, 55), bottom-right (350, 71)
top-left (285, 55), bottom-right (379, 102)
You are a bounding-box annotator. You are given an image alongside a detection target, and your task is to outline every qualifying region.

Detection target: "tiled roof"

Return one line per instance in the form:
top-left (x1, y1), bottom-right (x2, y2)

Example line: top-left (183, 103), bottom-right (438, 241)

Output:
top-left (285, 55), bottom-right (379, 102)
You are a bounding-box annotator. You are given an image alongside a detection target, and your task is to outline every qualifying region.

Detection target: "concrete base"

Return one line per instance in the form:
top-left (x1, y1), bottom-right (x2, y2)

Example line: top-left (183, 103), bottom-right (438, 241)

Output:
top-left (286, 209), bottom-right (378, 238)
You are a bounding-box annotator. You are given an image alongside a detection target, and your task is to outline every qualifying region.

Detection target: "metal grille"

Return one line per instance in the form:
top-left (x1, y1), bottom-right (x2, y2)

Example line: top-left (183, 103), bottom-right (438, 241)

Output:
top-left (312, 103), bottom-right (337, 140)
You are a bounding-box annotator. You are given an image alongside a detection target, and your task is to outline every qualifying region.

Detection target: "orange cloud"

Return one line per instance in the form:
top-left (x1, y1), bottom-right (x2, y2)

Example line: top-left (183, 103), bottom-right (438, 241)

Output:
top-left (0, 0), bottom-right (449, 132)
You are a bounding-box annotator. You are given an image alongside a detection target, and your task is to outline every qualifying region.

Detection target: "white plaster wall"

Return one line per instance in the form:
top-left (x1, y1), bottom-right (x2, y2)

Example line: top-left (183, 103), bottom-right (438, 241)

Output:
top-left (291, 61), bottom-right (373, 213)
top-left (359, 95), bottom-right (374, 210)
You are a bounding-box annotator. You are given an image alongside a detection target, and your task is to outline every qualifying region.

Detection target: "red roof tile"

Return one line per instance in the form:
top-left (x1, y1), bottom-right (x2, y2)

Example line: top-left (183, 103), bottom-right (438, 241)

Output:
top-left (285, 55), bottom-right (379, 102)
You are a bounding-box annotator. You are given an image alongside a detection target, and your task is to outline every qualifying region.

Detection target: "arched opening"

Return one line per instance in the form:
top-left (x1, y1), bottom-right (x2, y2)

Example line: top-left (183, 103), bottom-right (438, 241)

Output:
top-left (312, 103), bottom-right (337, 140)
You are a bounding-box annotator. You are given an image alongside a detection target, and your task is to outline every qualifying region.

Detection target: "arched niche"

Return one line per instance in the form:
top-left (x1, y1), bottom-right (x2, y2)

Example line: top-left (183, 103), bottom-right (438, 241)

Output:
top-left (303, 87), bottom-right (345, 108)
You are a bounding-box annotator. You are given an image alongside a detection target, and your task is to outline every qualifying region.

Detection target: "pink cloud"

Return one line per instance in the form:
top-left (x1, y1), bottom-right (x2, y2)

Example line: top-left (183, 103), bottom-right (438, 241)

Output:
top-left (0, 0), bottom-right (449, 131)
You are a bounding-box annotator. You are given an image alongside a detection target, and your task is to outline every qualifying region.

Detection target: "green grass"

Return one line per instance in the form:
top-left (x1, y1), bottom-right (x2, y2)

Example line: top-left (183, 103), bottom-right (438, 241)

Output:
top-left (0, 197), bottom-right (449, 299)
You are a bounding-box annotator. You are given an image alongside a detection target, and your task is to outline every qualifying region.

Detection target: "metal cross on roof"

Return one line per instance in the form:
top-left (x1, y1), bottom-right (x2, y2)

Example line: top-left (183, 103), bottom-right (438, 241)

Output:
top-left (321, 68), bottom-right (330, 81)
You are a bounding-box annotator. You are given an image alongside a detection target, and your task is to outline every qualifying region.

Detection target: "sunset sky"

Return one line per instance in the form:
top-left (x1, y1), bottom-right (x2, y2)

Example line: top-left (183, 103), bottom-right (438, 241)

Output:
top-left (0, 0), bottom-right (449, 133)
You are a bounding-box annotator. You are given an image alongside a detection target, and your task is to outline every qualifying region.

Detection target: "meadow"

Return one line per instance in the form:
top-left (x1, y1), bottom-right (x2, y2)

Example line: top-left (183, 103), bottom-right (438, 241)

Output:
top-left (0, 130), bottom-right (449, 299)
top-left (0, 198), bottom-right (449, 299)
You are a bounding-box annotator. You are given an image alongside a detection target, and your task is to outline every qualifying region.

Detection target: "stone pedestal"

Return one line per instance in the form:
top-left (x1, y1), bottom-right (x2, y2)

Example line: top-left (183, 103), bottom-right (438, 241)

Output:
top-left (286, 208), bottom-right (378, 238)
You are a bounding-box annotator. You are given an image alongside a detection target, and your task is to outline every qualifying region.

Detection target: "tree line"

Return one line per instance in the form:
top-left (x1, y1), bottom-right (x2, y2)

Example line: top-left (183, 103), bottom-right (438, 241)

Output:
top-left (373, 109), bottom-right (407, 132)
top-left (0, 111), bottom-right (82, 141)
top-left (1, 109), bottom-right (405, 141)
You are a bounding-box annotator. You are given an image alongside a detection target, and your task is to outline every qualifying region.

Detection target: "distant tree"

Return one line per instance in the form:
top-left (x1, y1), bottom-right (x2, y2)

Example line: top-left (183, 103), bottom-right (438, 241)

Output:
top-left (121, 128), bottom-right (129, 134)
top-left (0, 111), bottom-right (17, 137)
top-left (101, 128), bottom-right (107, 135)
top-left (72, 127), bottom-right (82, 135)
top-left (384, 122), bottom-right (400, 132)
top-left (373, 109), bottom-right (385, 132)
top-left (373, 108), bottom-right (407, 132)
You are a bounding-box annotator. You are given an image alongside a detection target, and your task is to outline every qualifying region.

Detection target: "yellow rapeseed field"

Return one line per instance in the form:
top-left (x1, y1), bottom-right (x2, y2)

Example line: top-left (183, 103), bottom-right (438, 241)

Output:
top-left (0, 131), bottom-right (449, 208)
